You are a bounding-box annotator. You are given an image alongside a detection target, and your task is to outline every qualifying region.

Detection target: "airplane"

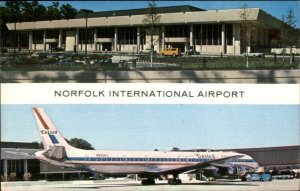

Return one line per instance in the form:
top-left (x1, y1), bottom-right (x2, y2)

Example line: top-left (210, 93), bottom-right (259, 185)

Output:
top-left (32, 107), bottom-right (259, 185)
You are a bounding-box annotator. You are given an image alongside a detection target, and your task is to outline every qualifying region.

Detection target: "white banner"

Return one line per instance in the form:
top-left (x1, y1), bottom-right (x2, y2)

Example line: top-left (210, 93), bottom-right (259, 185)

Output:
top-left (1, 83), bottom-right (299, 104)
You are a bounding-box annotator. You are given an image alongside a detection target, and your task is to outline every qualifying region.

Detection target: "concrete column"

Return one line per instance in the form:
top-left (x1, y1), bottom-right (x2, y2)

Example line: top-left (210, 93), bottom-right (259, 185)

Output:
top-left (221, 23), bottom-right (225, 54)
top-left (235, 24), bottom-right (241, 54)
top-left (259, 28), bottom-right (264, 48)
top-left (94, 28), bottom-right (97, 51)
top-left (114, 27), bottom-right (118, 52)
top-left (75, 28), bottom-right (79, 51)
top-left (58, 30), bottom-right (62, 48)
top-left (265, 29), bottom-right (269, 48)
top-left (100, 43), bottom-right (103, 51)
top-left (43, 30), bottom-right (46, 51)
top-left (189, 24), bottom-right (194, 48)
top-left (161, 25), bottom-right (165, 51)
top-left (232, 24), bottom-right (235, 54)
top-left (23, 159), bottom-right (28, 181)
top-left (137, 26), bottom-right (140, 53)
top-left (29, 31), bottom-right (33, 51)
top-left (3, 159), bottom-right (8, 181)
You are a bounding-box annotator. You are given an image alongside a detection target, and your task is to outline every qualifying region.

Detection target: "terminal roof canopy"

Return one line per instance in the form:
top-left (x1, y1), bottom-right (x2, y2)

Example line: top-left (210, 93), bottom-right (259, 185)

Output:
top-left (75, 5), bottom-right (206, 18)
top-left (6, 5), bottom-right (283, 30)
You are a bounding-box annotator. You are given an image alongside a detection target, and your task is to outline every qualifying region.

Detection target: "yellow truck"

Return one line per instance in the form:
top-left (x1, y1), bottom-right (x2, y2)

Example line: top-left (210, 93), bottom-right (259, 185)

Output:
top-left (161, 48), bottom-right (181, 56)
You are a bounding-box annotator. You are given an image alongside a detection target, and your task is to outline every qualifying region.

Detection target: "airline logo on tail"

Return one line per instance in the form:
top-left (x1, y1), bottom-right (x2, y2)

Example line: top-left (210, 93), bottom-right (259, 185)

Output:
top-left (33, 108), bottom-right (60, 145)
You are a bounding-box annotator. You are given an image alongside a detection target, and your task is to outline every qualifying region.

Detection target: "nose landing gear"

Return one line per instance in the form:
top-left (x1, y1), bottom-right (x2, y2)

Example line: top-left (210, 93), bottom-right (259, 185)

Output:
top-left (141, 178), bottom-right (155, 185)
top-left (168, 178), bottom-right (182, 185)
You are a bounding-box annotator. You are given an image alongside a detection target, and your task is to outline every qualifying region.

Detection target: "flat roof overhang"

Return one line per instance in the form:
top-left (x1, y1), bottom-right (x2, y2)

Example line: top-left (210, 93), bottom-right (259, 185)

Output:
top-left (6, 8), bottom-right (281, 31)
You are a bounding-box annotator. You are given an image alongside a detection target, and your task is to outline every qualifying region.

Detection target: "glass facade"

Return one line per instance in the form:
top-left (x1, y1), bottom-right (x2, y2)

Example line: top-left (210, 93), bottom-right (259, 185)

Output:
top-left (118, 27), bottom-right (137, 45)
top-left (79, 28), bottom-right (94, 44)
top-left (32, 31), bottom-right (44, 44)
top-left (195, 24), bottom-right (222, 46)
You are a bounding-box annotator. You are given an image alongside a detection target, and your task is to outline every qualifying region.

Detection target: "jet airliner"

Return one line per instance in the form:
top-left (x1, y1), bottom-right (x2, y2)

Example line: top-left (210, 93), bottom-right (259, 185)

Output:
top-left (32, 107), bottom-right (259, 185)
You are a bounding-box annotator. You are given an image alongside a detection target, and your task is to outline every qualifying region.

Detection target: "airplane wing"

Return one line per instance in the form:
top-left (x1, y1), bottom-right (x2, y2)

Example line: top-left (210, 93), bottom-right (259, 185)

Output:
top-left (147, 154), bottom-right (244, 175)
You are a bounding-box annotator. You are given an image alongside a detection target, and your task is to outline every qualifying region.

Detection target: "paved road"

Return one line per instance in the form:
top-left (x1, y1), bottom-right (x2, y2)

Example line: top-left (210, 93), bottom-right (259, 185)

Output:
top-left (1, 179), bottom-right (299, 191)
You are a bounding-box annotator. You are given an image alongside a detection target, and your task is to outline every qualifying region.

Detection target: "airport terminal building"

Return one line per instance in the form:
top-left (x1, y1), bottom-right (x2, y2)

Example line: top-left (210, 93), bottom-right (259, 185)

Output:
top-left (5, 5), bottom-right (283, 55)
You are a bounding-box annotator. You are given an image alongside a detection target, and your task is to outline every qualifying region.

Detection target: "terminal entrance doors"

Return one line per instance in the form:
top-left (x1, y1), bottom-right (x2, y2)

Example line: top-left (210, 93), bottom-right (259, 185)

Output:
top-left (65, 30), bottom-right (76, 51)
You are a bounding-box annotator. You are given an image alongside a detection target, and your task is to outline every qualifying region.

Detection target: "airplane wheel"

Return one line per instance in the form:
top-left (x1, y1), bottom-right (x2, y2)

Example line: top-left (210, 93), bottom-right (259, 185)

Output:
top-left (177, 179), bottom-right (182, 184)
top-left (141, 178), bottom-right (155, 185)
top-left (149, 178), bottom-right (155, 185)
top-left (168, 179), bottom-right (182, 185)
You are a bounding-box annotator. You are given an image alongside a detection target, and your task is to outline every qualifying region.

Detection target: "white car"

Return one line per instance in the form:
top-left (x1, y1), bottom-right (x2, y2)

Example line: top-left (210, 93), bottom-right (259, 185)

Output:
top-left (243, 52), bottom-right (263, 57)
top-left (140, 48), bottom-right (157, 53)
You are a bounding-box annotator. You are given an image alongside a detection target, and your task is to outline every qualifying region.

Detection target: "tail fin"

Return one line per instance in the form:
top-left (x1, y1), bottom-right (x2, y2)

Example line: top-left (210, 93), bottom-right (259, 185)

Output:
top-left (33, 107), bottom-right (71, 150)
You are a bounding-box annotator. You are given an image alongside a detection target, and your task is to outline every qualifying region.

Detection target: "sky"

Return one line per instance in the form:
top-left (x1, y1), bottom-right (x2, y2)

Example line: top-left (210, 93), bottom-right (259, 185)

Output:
top-left (1, 104), bottom-right (299, 151)
top-left (39, 1), bottom-right (300, 28)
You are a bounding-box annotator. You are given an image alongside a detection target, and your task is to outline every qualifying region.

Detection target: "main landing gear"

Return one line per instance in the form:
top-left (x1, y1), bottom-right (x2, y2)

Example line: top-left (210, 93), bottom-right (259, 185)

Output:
top-left (168, 178), bottom-right (182, 185)
top-left (141, 178), bottom-right (155, 185)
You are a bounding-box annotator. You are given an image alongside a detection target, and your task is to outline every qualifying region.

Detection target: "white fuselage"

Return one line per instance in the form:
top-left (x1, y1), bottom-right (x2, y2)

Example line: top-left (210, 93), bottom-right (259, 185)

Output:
top-left (36, 148), bottom-right (258, 175)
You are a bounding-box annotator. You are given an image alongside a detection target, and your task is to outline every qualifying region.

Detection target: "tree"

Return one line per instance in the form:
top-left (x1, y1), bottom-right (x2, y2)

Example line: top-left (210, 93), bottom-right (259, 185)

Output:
top-left (46, 1), bottom-right (61, 20)
top-left (240, 4), bottom-right (253, 68)
top-left (32, 138), bottom-right (95, 150)
top-left (21, 1), bottom-right (47, 22)
top-left (143, 0), bottom-right (161, 67)
top-left (171, 147), bottom-right (180, 151)
top-left (60, 3), bottom-right (78, 19)
top-left (32, 141), bottom-right (44, 149)
top-left (4, 1), bottom-right (23, 22)
top-left (280, 8), bottom-right (298, 64)
top-left (66, 138), bottom-right (95, 150)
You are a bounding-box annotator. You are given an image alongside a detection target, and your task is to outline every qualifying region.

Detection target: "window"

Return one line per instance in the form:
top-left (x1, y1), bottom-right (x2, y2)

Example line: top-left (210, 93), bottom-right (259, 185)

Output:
top-left (226, 24), bottom-right (233, 45)
top-left (212, 25), bottom-right (221, 45)
top-left (201, 25), bottom-right (207, 45)
top-left (207, 25), bottom-right (212, 45)
top-left (33, 31), bottom-right (44, 44)
top-left (46, 30), bottom-right (59, 39)
top-left (118, 27), bottom-right (137, 44)
top-left (96, 27), bottom-right (114, 38)
top-left (165, 25), bottom-right (189, 37)
top-left (79, 28), bottom-right (94, 44)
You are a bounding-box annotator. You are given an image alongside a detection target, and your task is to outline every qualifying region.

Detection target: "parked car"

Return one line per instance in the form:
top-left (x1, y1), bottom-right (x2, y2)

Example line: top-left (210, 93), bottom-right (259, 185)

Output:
top-left (262, 173), bottom-right (272, 181)
top-left (246, 173), bottom-right (272, 181)
top-left (161, 48), bottom-right (181, 56)
top-left (246, 173), bottom-right (263, 181)
top-left (186, 49), bottom-right (200, 55)
top-left (57, 59), bottom-right (75, 65)
top-left (0, 47), bottom-right (8, 53)
top-left (140, 48), bottom-right (157, 54)
top-left (243, 52), bottom-right (264, 57)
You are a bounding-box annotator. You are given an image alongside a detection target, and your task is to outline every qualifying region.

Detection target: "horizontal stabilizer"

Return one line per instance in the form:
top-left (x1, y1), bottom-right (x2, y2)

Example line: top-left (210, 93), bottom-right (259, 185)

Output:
top-left (43, 145), bottom-right (67, 161)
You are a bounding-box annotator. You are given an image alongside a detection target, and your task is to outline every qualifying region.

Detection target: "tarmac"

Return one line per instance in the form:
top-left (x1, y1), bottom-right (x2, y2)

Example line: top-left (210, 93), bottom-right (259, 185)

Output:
top-left (1, 179), bottom-right (299, 191)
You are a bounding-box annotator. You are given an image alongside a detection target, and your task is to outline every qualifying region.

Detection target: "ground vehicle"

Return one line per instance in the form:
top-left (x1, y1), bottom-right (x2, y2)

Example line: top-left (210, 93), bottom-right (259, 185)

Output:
top-left (161, 48), bottom-right (181, 56)
top-left (243, 52), bottom-right (263, 57)
top-left (262, 173), bottom-right (272, 181)
top-left (246, 173), bottom-right (272, 181)
top-left (57, 59), bottom-right (75, 65)
top-left (0, 47), bottom-right (8, 53)
top-left (186, 47), bottom-right (200, 55)
top-left (140, 48), bottom-right (157, 54)
top-left (246, 173), bottom-right (263, 181)
top-left (186, 49), bottom-right (200, 55)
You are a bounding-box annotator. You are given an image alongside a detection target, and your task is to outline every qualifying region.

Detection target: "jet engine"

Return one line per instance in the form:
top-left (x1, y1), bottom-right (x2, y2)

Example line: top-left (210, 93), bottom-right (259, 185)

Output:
top-left (218, 165), bottom-right (247, 176)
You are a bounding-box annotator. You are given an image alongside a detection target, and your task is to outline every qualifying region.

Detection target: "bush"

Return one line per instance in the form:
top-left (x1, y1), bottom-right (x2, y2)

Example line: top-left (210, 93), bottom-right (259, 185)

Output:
top-left (41, 58), bottom-right (57, 65)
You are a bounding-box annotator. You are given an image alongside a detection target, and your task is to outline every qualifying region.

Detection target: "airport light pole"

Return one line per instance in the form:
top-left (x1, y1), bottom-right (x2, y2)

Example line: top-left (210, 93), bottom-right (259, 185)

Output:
top-left (80, 9), bottom-right (93, 62)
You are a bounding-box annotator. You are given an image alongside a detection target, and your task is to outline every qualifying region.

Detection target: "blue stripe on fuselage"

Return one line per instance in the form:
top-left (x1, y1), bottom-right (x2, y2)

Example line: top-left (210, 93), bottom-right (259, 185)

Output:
top-left (65, 157), bottom-right (256, 163)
